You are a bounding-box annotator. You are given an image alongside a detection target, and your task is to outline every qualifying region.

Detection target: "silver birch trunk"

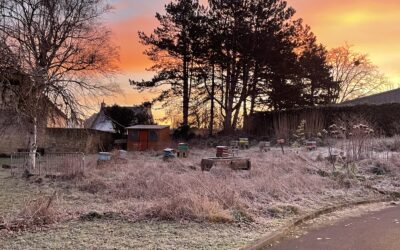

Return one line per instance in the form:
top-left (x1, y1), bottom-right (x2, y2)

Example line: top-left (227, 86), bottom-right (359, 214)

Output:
top-left (30, 117), bottom-right (37, 170)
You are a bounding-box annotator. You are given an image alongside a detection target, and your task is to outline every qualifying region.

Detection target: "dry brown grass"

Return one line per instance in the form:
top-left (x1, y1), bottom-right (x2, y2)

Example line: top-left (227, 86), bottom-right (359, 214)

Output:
top-left (6, 142), bottom-right (400, 233)
top-left (3, 192), bottom-right (60, 231)
top-left (74, 149), bottom-right (341, 223)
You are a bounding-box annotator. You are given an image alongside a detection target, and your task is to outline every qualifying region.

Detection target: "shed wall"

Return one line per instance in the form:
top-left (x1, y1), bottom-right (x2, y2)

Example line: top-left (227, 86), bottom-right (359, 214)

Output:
top-left (127, 128), bottom-right (170, 151)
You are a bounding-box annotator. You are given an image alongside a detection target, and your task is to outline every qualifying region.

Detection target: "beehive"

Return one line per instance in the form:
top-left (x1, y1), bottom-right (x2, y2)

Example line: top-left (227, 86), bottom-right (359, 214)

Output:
top-left (216, 146), bottom-right (229, 158)
top-left (177, 143), bottom-right (189, 158)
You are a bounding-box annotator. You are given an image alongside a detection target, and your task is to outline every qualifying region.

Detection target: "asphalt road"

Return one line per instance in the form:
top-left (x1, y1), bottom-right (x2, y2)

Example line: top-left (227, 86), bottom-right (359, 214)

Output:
top-left (267, 205), bottom-right (400, 250)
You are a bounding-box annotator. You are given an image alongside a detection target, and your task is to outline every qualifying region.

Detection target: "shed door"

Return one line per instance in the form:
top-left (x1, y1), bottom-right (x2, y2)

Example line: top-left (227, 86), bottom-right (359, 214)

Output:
top-left (139, 130), bottom-right (148, 151)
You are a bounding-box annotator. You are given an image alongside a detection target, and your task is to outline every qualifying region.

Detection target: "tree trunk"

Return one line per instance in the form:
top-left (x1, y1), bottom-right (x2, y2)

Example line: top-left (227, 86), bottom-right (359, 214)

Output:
top-left (209, 63), bottom-right (215, 136)
top-left (220, 67), bottom-right (225, 124)
top-left (226, 61), bottom-right (241, 132)
top-left (243, 97), bottom-right (248, 130)
top-left (243, 65), bottom-right (250, 130)
top-left (249, 64), bottom-right (259, 116)
top-left (182, 56), bottom-right (189, 127)
top-left (238, 62), bottom-right (249, 130)
top-left (232, 102), bottom-right (242, 130)
top-left (223, 62), bottom-right (233, 133)
top-left (224, 109), bottom-right (233, 133)
top-left (310, 79), bottom-right (315, 106)
top-left (30, 117), bottom-right (37, 170)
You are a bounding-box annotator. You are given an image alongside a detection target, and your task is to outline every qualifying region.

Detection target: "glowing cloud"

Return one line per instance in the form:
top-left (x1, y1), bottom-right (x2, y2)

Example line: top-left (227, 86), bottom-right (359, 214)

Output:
top-left (98, 0), bottom-right (400, 118)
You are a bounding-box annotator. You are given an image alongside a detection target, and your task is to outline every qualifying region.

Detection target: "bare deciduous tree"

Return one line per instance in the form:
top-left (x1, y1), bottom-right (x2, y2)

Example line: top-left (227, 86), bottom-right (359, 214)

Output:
top-left (0, 0), bottom-right (119, 168)
top-left (327, 44), bottom-right (388, 103)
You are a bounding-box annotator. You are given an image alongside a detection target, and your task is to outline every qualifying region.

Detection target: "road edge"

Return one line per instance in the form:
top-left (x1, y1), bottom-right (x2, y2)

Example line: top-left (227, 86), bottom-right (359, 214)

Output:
top-left (242, 193), bottom-right (400, 250)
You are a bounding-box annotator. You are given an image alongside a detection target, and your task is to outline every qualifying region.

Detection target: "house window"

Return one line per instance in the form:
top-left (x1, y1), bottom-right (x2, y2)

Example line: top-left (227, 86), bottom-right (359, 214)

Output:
top-left (149, 130), bottom-right (158, 142)
top-left (130, 130), bottom-right (139, 142)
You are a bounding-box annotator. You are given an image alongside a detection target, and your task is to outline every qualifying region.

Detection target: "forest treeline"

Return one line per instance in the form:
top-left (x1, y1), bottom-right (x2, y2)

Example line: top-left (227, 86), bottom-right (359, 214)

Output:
top-left (130, 0), bottom-right (385, 134)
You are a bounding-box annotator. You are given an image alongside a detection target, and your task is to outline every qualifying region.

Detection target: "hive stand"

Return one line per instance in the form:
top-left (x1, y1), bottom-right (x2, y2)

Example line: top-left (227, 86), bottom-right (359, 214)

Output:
top-left (177, 143), bottom-right (189, 158)
top-left (239, 138), bottom-right (249, 149)
top-left (201, 157), bottom-right (251, 171)
top-left (306, 140), bottom-right (317, 151)
top-left (230, 141), bottom-right (240, 156)
top-left (258, 141), bottom-right (271, 152)
top-left (177, 151), bottom-right (189, 158)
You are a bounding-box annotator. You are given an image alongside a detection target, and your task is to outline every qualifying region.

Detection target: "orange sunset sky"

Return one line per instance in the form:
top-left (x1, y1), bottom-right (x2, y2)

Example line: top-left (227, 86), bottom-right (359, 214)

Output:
top-left (99, 0), bottom-right (400, 114)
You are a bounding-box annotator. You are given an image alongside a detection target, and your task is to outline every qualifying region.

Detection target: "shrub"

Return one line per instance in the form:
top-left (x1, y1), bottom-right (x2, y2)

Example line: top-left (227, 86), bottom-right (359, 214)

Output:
top-left (173, 124), bottom-right (195, 140)
top-left (370, 161), bottom-right (392, 175)
top-left (5, 192), bottom-right (59, 231)
top-left (142, 194), bottom-right (233, 223)
top-left (232, 207), bottom-right (253, 223)
top-left (79, 178), bottom-right (108, 194)
top-left (266, 205), bottom-right (300, 218)
top-left (292, 120), bottom-right (306, 147)
top-left (373, 136), bottom-right (400, 152)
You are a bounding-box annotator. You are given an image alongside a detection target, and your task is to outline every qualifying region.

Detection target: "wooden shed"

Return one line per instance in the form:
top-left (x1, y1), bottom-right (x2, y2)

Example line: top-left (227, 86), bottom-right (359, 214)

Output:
top-left (126, 125), bottom-right (170, 151)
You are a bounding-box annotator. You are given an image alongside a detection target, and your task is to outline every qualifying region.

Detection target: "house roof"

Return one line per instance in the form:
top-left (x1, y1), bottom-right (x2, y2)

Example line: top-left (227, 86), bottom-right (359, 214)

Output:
top-left (84, 104), bottom-right (154, 133)
top-left (126, 125), bottom-right (169, 130)
top-left (339, 88), bottom-right (400, 106)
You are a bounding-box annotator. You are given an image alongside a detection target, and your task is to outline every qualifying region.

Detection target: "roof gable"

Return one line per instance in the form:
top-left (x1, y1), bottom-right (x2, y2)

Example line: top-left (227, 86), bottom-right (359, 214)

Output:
top-left (340, 88), bottom-right (400, 106)
top-left (85, 104), bottom-right (154, 132)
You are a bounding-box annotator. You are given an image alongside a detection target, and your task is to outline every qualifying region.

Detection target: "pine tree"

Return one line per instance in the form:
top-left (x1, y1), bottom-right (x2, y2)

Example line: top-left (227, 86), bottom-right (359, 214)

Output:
top-left (131, 0), bottom-right (206, 127)
top-left (131, 0), bottom-right (341, 133)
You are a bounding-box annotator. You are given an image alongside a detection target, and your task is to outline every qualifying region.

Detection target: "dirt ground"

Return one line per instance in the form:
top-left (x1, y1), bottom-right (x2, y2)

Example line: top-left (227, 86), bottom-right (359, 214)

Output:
top-left (0, 145), bottom-right (399, 249)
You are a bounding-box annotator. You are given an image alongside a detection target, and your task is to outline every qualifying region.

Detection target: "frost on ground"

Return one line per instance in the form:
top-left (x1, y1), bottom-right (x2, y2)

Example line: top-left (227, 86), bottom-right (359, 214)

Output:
top-left (0, 145), bottom-right (399, 249)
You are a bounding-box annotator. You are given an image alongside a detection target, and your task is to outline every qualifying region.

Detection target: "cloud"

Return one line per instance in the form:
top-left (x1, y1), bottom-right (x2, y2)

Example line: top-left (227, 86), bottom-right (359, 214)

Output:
top-left (291, 0), bottom-right (400, 83)
top-left (107, 0), bottom-right (169, 22)
top-left (100, 0), bottom-right (400, 117)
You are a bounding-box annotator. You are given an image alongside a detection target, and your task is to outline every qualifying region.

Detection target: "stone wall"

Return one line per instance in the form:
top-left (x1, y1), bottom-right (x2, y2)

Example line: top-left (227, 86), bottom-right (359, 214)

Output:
top-left (44, 128), bottom-right (114, 154)
top-left (0, 125), bottom-right (114, 155)
top-left (0, 113), bottom-right (46, 155)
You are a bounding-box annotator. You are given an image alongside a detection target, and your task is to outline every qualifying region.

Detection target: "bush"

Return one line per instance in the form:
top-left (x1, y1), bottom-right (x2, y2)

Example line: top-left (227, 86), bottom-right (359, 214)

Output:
top-left (370, 161), bottom-right (391, 175)
top-left (232, 207), bottom-right (253, 223)
top-left (266, 205), bottom-right (300, 218)
top-left (373, 136), bottom-right (400, 152)
top-left (173, 124), bottom-right (195, 140)
top-left (5, 192), bottom-right (59, 231)
top-left (143, 194), bottom-right (233, 223)
top-left (79, 178), bottom-right (108, 194)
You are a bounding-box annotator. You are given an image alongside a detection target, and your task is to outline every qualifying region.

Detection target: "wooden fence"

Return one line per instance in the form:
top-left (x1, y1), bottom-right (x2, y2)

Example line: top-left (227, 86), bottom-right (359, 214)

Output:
top-left (246, 103), bottom-right (400, 139)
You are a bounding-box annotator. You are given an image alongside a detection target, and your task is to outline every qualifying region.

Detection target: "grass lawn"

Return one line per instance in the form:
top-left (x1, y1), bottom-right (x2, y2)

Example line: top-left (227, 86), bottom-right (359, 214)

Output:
top-left (0, 168), bottom-right (278, 250)
top-left (0, 145), bottom-right (399, 250)
top-left (0, 166), bottom-right (42, 216)
top-left (0, 220), bottom-right (275, 250)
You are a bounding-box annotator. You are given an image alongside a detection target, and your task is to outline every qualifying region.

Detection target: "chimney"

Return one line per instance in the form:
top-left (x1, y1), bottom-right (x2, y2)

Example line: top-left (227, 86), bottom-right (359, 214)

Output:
top-left (142, 102), bottom-right (154, 123)
top-left (143, 102), bottom-right (152, 109)
top-left (100, 100), bottom-right (106, 110)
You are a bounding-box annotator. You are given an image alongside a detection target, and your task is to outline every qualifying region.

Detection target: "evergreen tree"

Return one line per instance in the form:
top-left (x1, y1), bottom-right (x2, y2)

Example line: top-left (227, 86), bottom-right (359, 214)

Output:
top-left (130, 0), bottom-right (206, 127)
top-left (131, 0), bottom-right (341, 133)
